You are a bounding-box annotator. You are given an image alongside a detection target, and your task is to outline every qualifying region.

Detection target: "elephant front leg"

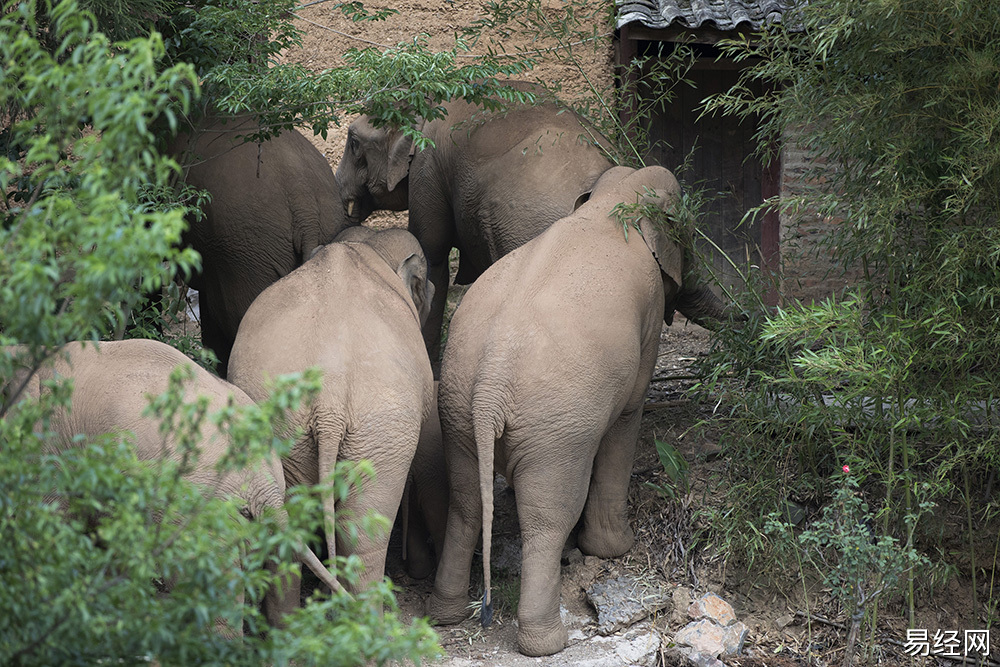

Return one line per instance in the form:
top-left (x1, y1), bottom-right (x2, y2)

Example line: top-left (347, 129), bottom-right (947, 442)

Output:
top-left (196, 288), bottom-right (232, 378)
top-left (423, 260), bottom-right (451, 375)
top-left (578, 408), bottom-right (642, 558)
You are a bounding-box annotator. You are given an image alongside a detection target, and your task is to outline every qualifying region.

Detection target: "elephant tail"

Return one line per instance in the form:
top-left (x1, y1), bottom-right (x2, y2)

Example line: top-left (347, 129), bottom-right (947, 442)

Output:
top-left (472, 390), bottom-right (506, 628)
top-left (300, 542), bottom-right (350, 597)
top-left (267, 503), bottom-right (351, 602)
top-left (314, 414), bottom-right (347, 591)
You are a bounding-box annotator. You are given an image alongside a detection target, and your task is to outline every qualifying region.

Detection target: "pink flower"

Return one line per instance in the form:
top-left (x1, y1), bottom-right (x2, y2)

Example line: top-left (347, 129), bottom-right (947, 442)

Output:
top-left (842, 465), bottom-right (850, 473)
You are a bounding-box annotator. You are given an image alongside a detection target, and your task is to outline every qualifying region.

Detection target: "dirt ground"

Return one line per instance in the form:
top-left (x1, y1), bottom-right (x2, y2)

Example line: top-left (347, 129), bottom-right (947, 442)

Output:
top-left (267, 3), bottom-right (996, 665)
top-left (280, 0), bottom-right (614, 177)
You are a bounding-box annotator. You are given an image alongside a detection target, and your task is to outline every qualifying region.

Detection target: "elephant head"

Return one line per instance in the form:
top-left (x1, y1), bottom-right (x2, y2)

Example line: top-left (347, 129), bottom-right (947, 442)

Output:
top-left (593, 166), bottom-right (738, 330)
top-left (333, 227), bottom-right (435, 327)
top-left (336, 118), bottom-right (415, 224)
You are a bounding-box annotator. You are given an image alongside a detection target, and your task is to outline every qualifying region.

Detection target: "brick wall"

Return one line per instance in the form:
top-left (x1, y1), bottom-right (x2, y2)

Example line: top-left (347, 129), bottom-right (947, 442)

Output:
top-left (778, 126), bottom-right (855, 304)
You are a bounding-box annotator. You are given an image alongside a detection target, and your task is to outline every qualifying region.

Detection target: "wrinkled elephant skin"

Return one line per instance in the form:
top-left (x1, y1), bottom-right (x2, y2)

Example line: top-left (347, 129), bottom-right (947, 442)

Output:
top-left (171, 116), bottom-right (352, 375)
top-left (8, 339), bottom-right (339, 633)
top-left (336, 82), bottom-right (614, 368)
top-left (426, 166), bottom-right (734, 656)
top-left (228, 228), bottom-right (435, 596)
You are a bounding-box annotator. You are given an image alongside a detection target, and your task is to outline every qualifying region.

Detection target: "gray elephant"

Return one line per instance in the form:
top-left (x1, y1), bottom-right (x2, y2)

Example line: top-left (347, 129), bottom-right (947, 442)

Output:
top-left (425, 166), bottom-right (735, 656)
top-left (170, 116), bottom-right (353, 375)
top-left (228, 227), bottom-right (436, 595)
top-left (8, 339), bottom-right (341, 633)
top-left (335, 81), bottom-right (614, 366)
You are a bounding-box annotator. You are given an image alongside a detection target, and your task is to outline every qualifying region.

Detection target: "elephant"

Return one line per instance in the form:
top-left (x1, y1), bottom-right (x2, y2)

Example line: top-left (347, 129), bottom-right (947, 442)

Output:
top-left (169, 115), bottom-right (353, 375)
top-left (398, 381), bottom-right (447, 580)
top-left (227, 226), bottom-right (436, 595)
top-left (425, 166), bottom-right (736, 656)
top-left (334, 81), bottom-right (615, 367)
top-left (7, 338), bottom-right (341, 633)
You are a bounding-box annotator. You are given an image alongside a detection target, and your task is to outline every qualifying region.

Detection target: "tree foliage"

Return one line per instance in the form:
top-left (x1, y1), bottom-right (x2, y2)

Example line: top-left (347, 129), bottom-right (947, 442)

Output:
top-left (147, 0), bottom-right (536, 143)
top-left (698, 0), bottom-right (1000, 623)
top-left (0, 0), bottom-right (509, 662)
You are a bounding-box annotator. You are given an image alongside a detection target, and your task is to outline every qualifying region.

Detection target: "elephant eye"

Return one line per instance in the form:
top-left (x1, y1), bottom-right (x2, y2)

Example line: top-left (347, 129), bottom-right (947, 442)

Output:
top-left (349, 136), bottom-right (360, 156)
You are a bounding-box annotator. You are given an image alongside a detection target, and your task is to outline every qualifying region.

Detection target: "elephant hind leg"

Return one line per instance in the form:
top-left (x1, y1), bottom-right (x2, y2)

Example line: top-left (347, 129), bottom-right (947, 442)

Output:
top-left (427, 440), bottom-right (482, 625)
top-left (578, 408), bottom-right (642, 558)
top-left (510, 443), bottom-right (596, 657)
top-left (335, 416), bottom-right (419, 594)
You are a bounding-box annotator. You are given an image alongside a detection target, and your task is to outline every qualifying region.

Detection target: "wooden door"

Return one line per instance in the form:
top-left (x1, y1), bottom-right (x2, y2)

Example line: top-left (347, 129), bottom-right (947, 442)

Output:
top-left (640, 55), bottom-right (776, 298)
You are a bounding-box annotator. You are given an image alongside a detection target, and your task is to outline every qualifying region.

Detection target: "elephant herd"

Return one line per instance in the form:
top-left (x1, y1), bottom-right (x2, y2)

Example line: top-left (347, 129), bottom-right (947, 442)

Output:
top-left (15, 82), bottom-right (736, 656)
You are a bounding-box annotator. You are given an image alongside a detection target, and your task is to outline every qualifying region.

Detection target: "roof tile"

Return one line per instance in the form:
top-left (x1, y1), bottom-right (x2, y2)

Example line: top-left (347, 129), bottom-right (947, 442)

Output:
top-left (616, 0), bottom-right (801, 31)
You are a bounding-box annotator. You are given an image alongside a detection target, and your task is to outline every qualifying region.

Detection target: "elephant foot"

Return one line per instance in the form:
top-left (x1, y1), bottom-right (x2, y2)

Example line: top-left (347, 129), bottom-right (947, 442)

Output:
top-left (517, 619), bottom-right (568, 657)
top-left (578, 523), bottom-right (635, 559)
top-left (404, 552), bottom-right (436, 580)
top-left (404, 535), bottom-right (437, 580)
top-left (426, 589), bottom-right (470, 625)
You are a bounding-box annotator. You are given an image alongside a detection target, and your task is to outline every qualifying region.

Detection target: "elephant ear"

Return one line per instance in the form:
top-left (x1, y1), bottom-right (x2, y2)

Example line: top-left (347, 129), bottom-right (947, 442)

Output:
top-left (386, 128), bottom-right (416, 192)
top-left (397, 252), bottom-right (435, 326)
top-left (638, 212), bottom-right (684, 289)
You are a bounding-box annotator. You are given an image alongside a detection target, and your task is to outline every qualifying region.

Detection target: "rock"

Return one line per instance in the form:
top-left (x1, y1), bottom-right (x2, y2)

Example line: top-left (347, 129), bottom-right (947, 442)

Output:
top-left (681, 649), bottom-right (727, 667)
top-left (671, 586), bottom-right (693, 625)
top-left (586, 574), bottom-right (673, 636)
top-left (720, 622), bottom-right (748, 657)
top-left (781, 500), bottom-right (807, 526)
top-left (687, 592), bottom-right (737, 627)
top-left (674, 619), bottom-right (748, 658)
top-left (562, 547), bottom-right (585, 565)
top-left (774, 613), bottom-right (795, 629)
top-left (611, 626), bottom-right (661, 666)
top-left (675, 619), bottom-right (726, 657)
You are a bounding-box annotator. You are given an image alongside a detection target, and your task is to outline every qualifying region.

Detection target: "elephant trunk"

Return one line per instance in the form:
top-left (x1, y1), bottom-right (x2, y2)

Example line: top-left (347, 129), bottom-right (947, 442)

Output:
top-left (675, 283), bottom-right (741, 331)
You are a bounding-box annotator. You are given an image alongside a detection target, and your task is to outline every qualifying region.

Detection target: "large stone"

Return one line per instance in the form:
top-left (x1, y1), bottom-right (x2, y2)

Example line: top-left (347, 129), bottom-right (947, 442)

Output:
top-left (719, 622), bottom-right (748, 657)
top-left (671, 586), bottom-right (693, 625)
top-left (687, 592), bottom-right (737, 627)
top-left (586, 575), bottom-right (673, 636)
top-left (675, 619), bottom-right (726, 657)
top-left (674, 619), bottom-right (749, 658)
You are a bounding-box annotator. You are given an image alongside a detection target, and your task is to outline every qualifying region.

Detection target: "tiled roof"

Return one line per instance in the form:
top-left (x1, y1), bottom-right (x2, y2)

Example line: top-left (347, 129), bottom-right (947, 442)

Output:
top-left (616, 0), bottom-right (801, 31)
